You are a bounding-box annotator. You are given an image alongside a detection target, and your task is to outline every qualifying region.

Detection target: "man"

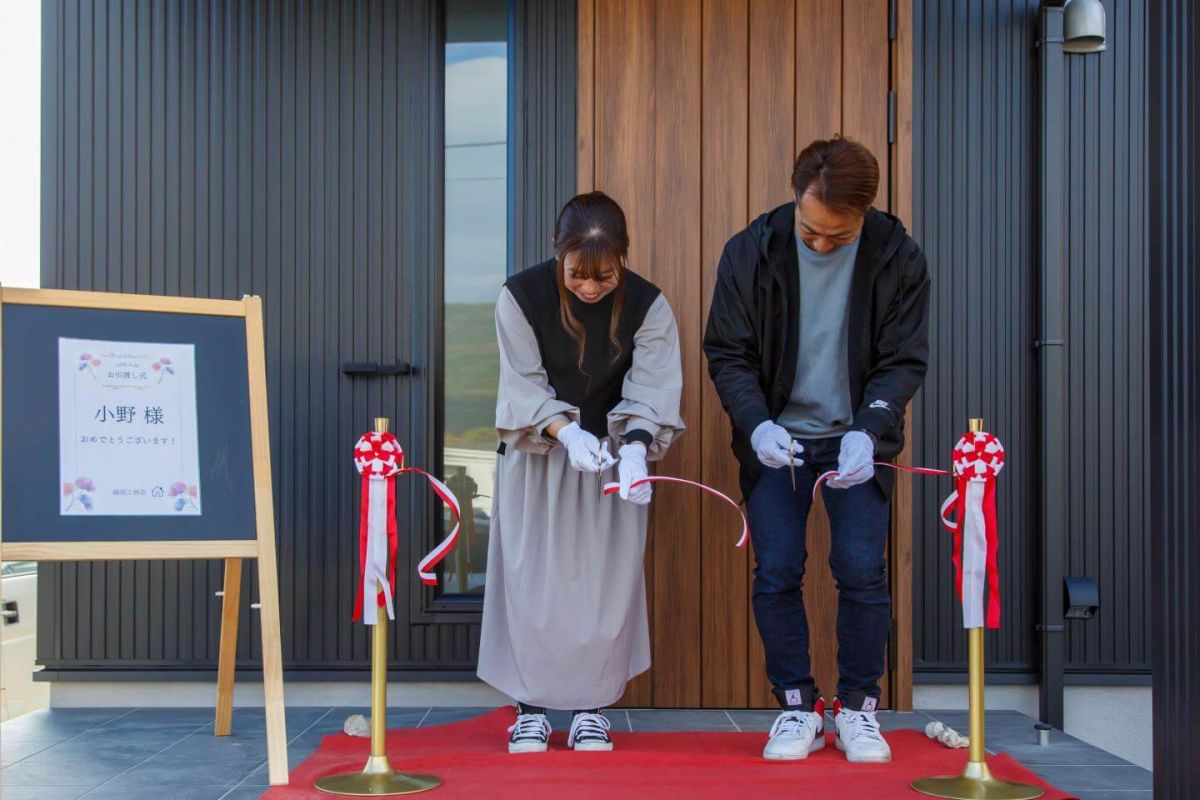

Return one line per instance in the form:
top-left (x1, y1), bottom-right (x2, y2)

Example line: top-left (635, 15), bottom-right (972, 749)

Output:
top-left (703, 137), bottom-right (930, 763)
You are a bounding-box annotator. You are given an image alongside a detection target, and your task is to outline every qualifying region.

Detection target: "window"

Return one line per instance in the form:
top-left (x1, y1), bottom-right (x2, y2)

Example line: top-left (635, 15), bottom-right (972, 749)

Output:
top-left (439, 0), bottom-right (509, 597)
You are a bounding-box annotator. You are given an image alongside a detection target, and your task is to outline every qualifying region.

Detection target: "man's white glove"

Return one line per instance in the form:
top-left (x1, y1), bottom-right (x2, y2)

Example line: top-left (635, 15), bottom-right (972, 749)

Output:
top-left (826, 430), bottom-right (876, 489)
top-left (556, 421), bottom-right (607, 473)
top-left (617, 443), bottom-right (652, 505)
top-left (751, 420), bottom-right (802, 469)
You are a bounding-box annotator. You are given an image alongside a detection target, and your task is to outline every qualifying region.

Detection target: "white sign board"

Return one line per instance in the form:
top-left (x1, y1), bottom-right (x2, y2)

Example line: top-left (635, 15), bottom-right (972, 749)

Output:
top-left (58, 338), bottom-right (202, 516)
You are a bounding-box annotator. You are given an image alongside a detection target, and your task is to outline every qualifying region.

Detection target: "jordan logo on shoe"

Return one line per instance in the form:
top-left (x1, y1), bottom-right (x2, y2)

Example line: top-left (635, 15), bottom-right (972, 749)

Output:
top-left (785, 689), bottom-right (805, 706)
top-left (861, 697), bottom-right (877, 712)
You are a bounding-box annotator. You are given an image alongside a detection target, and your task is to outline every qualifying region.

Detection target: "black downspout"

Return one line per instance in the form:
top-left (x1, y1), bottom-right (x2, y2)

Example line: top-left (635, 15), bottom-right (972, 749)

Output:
top-left (1035, 3), bottom-right (1067, 730)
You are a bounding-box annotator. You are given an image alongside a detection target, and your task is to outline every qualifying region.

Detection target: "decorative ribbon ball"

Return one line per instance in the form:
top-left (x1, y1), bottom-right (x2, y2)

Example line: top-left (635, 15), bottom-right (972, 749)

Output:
top-left (951, 431), bottom-right (1006, 479)
top-left (354, 432), bottom-right (404, 478)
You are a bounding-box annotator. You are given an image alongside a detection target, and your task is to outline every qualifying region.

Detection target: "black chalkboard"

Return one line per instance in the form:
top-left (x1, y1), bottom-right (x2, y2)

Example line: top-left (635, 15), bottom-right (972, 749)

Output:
top-left (2, 304), bottom-right (257, 542)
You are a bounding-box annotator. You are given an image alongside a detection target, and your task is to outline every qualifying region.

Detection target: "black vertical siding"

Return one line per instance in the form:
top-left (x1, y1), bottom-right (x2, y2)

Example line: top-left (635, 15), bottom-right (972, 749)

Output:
top-left (1061, 0), bottom-right (1150, 674)
top-left (37, 0), bottom-right (575, 675)
top-left (510, 0), bottom-right (576, 271)
top-left (911, 1), bottom-right (1150, 675)
top-left (1148, 1), bottom-right (1199, 794)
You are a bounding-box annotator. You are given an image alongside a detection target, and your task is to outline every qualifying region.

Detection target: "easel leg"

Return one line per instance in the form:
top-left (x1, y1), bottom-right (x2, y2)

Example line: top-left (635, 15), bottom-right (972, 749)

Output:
top-left (257, 550), bottom-right (290, 785)
top-left (214, 557), bottom-right (242, 736)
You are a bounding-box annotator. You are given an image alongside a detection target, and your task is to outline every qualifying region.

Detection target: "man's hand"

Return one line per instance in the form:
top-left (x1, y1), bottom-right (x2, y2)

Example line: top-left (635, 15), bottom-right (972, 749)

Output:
top-left (826, 430), bottom-right (875, 489)
top-left (751, 420), bottom-right (802, 469)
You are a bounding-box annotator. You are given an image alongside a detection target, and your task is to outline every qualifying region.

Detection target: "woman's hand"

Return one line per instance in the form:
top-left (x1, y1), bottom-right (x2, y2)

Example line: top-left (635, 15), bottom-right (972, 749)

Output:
top-left (617, 443), bottom-right (652, 505)
top-left (554, 421), bottom-right (605, 473)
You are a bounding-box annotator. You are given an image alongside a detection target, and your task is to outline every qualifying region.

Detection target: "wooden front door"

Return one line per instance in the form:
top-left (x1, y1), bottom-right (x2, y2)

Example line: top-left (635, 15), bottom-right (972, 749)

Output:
top-left (576, 0), bottom-right (900, 709)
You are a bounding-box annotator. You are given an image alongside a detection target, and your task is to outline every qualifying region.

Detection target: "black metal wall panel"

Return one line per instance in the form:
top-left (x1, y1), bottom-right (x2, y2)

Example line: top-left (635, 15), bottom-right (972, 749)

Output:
top-left (1148, 1), bottom-right (1199, 793)
top-left (37, 0), bottom-right (576, 675)
top-left (911, 0), bottom-right (1150, 675)
top-left (509, 0), bottom-right (577, 271)
top-left (1061, 0), bottom-right (1150, 674)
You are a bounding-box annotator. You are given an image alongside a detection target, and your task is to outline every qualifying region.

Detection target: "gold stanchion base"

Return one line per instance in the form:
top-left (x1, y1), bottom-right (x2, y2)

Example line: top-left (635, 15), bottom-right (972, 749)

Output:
top-left (912, 760), bottom-right (1044, 800)
top-left (314, 756), bottom-right (442, 797)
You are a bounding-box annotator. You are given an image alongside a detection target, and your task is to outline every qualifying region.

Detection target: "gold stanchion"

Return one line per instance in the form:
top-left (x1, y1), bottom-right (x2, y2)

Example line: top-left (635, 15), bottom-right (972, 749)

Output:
top-left (912, 418), bottom-right (1042, 800)
top-left (316, 418), bottom-right (441, 797)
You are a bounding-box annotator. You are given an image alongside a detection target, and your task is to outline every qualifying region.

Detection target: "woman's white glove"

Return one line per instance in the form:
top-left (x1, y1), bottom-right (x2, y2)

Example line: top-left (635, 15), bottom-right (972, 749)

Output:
top-left (617, 443), bottom-right (652, 505)
top-left (826, 430), bottom-right (876, 489)
top-left (751, 420), bottom-right (802, 469)
top-left (556, 421), bottom-right (609, 473)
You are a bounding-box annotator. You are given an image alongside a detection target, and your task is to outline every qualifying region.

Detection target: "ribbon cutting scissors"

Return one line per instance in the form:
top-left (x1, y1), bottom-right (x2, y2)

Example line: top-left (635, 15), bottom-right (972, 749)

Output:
top-left (789, 439), bottom-right (801, 491)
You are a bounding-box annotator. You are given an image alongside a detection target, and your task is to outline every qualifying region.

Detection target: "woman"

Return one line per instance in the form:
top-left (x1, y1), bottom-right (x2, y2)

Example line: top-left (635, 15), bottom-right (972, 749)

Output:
top-left (477, 191), bottom-right (684, 753)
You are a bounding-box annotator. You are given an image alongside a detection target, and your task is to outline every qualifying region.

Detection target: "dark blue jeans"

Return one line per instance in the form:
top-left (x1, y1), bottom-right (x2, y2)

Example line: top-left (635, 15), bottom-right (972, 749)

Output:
top-left (746, 436), bottom-right (891, 707)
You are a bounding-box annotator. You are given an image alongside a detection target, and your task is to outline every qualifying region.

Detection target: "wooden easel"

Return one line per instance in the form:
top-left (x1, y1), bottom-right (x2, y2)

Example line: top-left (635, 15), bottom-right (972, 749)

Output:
top-left (0, 288), bottom-right (289, 785)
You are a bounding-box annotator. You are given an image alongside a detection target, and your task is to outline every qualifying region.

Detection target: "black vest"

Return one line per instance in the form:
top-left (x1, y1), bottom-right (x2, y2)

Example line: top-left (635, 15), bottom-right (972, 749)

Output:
top-left (504, 259), bottom-right (661, 437)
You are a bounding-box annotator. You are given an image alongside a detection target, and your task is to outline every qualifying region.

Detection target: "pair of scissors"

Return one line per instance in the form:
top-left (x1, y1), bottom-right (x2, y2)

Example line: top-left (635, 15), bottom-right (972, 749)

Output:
top-left (789, 439), bottom-right (799, 491)
top-left (596, 441), bottom-right (616, 497)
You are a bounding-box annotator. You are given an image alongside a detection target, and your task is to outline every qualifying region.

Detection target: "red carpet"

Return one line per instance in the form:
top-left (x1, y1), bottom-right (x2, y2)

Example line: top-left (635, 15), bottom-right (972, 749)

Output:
top-left (264, 708), bottom-right (1076, 799)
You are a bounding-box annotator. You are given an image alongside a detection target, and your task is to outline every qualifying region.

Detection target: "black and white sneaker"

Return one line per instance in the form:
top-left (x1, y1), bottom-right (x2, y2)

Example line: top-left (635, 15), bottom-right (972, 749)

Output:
top-left (507, 711), bottom-right (551, 753)
top-left (567, 711), bottom-right (613, 752)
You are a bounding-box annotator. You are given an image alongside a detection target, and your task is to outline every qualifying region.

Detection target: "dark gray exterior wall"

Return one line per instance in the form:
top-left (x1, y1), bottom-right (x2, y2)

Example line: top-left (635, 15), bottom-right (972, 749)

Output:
top-left (37, 0), bottom-right (575, 676)
top-left (911, 0), bottom-right (1150, 677)
top-left (1148, 1), bottom-right (1199, 793)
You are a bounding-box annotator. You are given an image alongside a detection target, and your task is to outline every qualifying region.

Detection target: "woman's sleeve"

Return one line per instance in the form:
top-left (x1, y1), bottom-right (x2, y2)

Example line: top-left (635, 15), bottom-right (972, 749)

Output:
top-left (608, 293), bottom-right (686, 460)
top-left (494, 287), bottom-right (580, 454)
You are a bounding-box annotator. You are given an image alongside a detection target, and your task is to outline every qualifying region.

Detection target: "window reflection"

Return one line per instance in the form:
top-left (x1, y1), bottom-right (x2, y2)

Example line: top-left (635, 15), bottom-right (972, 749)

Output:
top-left (441, 0), bottom-right (508, 596)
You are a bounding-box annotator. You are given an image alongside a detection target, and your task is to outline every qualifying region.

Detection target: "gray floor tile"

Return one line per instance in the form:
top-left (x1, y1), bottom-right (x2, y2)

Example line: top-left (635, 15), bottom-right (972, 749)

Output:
top-left (996, 740), bottom-right (1137, 767)
top-left (725, 710), bottom-right (782, 732)
top-left (83, 785), bottom-right (235, 800)
top-left (0, 709), bottom-right (132, 742)
top-left (1021, 765), bottom-right (1153, 792)
top-left (0, 787), bottom-right (91, 800)
top-left (418, 707), bottom-right (494, 727)
top-left (0, 740), bottom-right (57, 766)
top-left (1, 751), bottom-right (128, 787)
top-left (626, 709), bottom-right (736, 732)
top-left (218, 787), bottom-right (267, 800)
top-left (158, 733), bottom-right (270, 762)
top-left (103, 758), bottom-right (261, 788)
top-left (1075, 792), bottom-right (1154, 800)
top-left (322, 707), bottom-right (431, 734)
top-left (26, 734), bottom-right (171, 765)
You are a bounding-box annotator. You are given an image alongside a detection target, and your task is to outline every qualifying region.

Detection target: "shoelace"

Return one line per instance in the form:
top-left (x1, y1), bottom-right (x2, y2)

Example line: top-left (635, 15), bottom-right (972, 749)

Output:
top-left (508, 713), bottom-right (551, 742)
top-left (569, 712), bottom-right (612, 746)
top-left (838, 709), bottom-right (885, 743)
top-left (769, 711), bottom-right (819, 739)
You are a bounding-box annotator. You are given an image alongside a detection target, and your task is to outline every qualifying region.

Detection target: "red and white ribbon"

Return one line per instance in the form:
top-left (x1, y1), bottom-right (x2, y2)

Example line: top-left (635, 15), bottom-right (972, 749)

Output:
top-left (352, 432), bottom-right (404, 625)
top-left (939, 431), bottom-right (1006, 630)
top-left (602, 476), bottom-right (749, 548)
top-left (352, 432), bottom-right (463, 624)
top-left (812, 462), bottom-right (951, 499)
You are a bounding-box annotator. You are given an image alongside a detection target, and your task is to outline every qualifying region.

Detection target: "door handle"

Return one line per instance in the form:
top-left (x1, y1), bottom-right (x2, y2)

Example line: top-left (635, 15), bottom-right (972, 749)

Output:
top-left (341, 362), bottom-right (416, 377)
top-left (2, 601), bottom-right (18, 624)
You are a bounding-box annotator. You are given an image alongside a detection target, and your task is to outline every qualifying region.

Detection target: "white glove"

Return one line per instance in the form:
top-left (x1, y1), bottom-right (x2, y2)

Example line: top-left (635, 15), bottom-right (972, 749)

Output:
top-left (826, 430), bottom-right (875, 489)
top-left (751, 420), bottom-right (801, 469)
top-left (556, 421), bottom-right (605, 473)
top-left (617, 443), bottom-right (652, 505)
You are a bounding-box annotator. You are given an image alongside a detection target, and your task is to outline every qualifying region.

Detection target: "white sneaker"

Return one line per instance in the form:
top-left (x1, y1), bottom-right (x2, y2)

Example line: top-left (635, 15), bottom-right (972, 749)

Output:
top-left (507, 712), bottom-right (551, 753)
top-left (833, 697), bottom-right (892, 763)
top-left (763, 705), bottom-right (826, 760)
top-left (568, 711), bottom-right (613, 751)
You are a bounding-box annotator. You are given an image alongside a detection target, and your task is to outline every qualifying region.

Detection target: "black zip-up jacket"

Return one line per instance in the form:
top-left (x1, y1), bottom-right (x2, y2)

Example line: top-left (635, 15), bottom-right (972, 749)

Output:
top-left (703, 202), bottom-right (931, 499)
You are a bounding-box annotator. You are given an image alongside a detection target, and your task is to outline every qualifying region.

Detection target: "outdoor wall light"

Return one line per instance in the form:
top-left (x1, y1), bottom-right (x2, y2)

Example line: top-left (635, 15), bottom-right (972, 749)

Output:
top-left (1064, 576), bottom-right (1100, 620)
top-left (1063, 0), bottom-right (1107, 53)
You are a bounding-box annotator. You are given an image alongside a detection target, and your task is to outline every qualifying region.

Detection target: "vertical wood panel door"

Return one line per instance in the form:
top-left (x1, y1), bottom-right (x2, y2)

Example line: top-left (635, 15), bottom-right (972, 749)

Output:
top-left (578, 0), bottom-right (898, 709)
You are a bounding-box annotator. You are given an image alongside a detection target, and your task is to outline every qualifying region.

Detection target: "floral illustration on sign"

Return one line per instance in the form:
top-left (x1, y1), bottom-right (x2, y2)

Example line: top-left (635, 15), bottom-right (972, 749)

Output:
top-left (63, 476), bottom-right (96, 511)
top-left (169, 480), bottom-right (199, 512)
top-left (151, 356), bottom-right (176, 384)
top-left (78, 353), bottom-right (102, 379)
